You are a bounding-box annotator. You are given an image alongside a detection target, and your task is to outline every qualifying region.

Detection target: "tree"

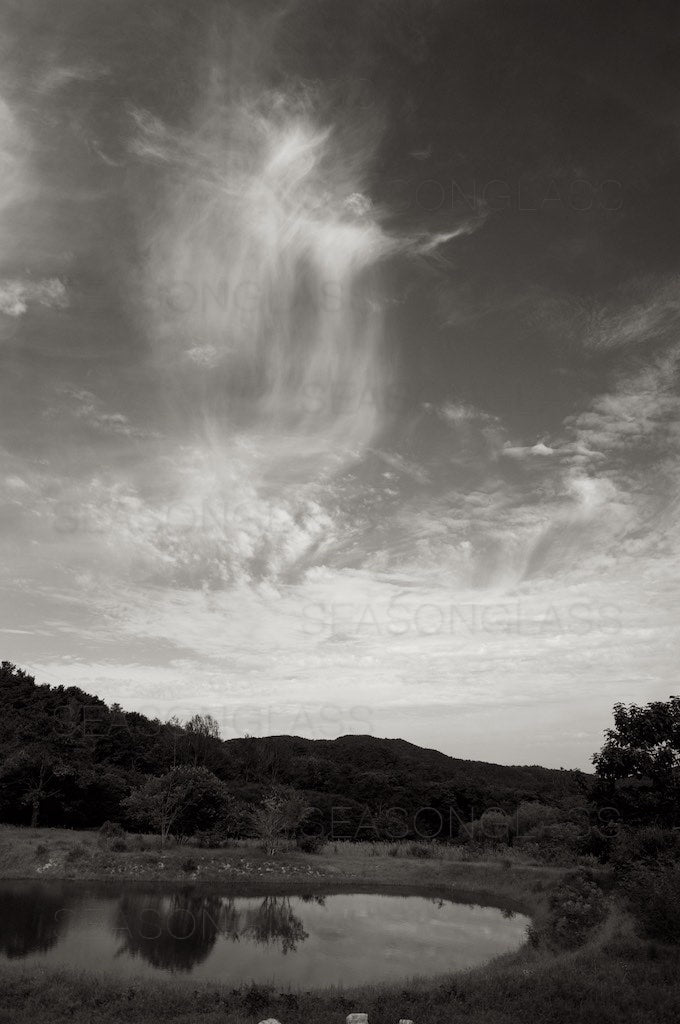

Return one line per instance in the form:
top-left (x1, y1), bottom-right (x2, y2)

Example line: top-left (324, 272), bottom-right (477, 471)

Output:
top-left (0, 747), bottom-right (70, 827)
top-left (248, 788), bottom-right (311, 854)
top-left (238, 735), bottom-right (289, 784)
top-left (122, 766), bottom-right (228, 846)
top-left (173, 767), bottom-right (231, 838)
top-left (122, 772), bottom-right (188, 848)
top-left (592, 697), bottom-right (680, 826)
top-left (184, 714), bottom-right (220, 767)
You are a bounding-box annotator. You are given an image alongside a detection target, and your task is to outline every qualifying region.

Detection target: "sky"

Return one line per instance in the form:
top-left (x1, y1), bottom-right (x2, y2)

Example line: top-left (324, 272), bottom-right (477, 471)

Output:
top-left (0, 0), bottom-right (679, 770)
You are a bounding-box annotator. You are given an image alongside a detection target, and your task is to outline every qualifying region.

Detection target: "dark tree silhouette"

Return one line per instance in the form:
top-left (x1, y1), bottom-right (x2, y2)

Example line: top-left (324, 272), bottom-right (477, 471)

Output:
top-left (114, 891), bottom-right (225, 972)
top-left (0, 883), bottom-right (72, 958)
top-left (241, 896), bottom-right (308, 954)
top-left (592, 697), bottom-right (680, 826)
top-left (0, 661), bottom-right (585, 836)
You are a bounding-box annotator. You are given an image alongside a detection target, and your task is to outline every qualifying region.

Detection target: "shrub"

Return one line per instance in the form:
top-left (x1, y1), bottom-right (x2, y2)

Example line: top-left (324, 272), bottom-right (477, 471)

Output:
top-left (65, 843), bottom-right (89, 864)
top-left (242, 985), bottom-right (270, 1015)
top-left (193, 826), bottom-right (234, 849)
top-left (34, 843), bottom-right (49, 859)
top-left (110, 838), bottom-right (127, 852)
top-left (518, 821), bottom-right (582, 865)
top-left (296, 834), bottom-right (325, 854)
top-left (181, 856), bottom-right (198, 873)
top-left (543, 870), bottom-right (607, 949)
top-left (609, 826), bottom-right (680, 870)
top-left (620, 863), bottom-right (680, 943)
top-left (134, 834), bottom-right (165, 851)
top-left (98, 821), bottom-right (125, 841)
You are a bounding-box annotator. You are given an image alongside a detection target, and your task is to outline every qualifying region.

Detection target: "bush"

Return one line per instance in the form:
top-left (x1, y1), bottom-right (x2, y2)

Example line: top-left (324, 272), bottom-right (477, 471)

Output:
top-left (296, 834), bottom-right (325, 854)
top-left (65, 843), bottom-right (89, 864)
top-left (543, 870), bottom-right (607, 949)
top-left (609, 826), bottom-right (680, 870)
top-left (193, 826), bottom-right (234, 849)
top-left (98, 821), bottom-right (125, 841)
top-left (181, 856), bottom-right (198, 873)
top-left (517, 821), bottom-right (583, 865)
top-left (110, 837), bottom-right (127, 852)
top-left (34, 843), bottom-right (49, 859)
top-left (620, 863), bottom-right (680, 943)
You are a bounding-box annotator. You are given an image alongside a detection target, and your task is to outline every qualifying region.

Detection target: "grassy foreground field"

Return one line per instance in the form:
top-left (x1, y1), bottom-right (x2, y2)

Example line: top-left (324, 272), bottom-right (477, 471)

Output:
top-left (0, 825), bottom-right (678, 1024)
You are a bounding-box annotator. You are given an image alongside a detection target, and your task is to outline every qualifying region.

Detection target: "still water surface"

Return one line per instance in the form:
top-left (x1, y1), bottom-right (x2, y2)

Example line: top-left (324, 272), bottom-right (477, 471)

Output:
top-left (0, 881), bottom-right (529, 989)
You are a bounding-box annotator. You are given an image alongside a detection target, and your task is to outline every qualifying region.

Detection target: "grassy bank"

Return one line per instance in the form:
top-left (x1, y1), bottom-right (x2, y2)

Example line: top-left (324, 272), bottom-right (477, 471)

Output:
top-left (1, 825), bottom-right (678, 1024)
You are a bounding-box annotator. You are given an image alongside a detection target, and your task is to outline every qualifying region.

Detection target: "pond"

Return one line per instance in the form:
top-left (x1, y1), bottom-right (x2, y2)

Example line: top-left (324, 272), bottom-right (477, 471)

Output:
top-left (0, 881), bottom-right (530, 989)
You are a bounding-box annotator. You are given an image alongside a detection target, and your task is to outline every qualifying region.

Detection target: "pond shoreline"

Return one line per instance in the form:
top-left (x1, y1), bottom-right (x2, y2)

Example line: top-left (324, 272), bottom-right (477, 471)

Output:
top-left (0, 824), bottom-right (556, 917)
top-left (5, 825), bottom-right (676, 1024)
top-left (2, 873), bottom-right (531, 915)
top-left (0, 881), bottom-right (531, 991)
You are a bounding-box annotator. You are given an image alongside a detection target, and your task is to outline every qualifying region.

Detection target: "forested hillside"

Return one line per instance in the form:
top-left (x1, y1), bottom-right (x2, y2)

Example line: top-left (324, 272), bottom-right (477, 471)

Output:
top-left (0, 661), bottom-right (585, 836)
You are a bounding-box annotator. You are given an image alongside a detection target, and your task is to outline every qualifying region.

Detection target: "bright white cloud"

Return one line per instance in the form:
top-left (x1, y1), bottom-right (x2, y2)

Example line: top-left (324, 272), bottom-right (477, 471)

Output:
top-left (0, 277), bottom-right (68, 318)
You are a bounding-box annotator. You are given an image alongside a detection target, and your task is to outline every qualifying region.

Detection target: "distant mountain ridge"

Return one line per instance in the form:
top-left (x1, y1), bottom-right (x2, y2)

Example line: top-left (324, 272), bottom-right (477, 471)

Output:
top-left (226, 732), bottom-right (585, 800)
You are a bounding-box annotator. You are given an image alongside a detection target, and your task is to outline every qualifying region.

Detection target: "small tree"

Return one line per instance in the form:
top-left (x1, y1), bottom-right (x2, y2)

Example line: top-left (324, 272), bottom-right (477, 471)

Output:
top-left (0, 747), bottom-right (69, 827)
top-left (173, 767), bottom-right (231, 838)
top-left (249, 789), bottom-right (311, 855)
top-left (122, 766), bottom-right (228, 847)
top-left (123, 772), bottom-right (188, 848)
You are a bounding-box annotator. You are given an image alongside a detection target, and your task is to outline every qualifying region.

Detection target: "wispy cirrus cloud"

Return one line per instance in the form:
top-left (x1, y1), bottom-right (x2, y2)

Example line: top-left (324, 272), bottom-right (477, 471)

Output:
top-left (530, 276), bottom-right (680, 352)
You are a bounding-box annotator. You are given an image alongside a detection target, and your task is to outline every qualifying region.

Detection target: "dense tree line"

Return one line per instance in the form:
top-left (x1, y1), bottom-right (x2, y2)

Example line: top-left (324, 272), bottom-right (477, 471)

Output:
top-left (2, 662), bottom-right (678, 845)
top-left (0, 662), bottom-right (585, 838)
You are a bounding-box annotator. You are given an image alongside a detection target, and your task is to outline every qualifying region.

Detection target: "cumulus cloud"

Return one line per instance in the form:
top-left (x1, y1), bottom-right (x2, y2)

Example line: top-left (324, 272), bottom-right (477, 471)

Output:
top-left (0, 277), bottom-right (68, 318)
top-left (13, 446), bottom-right (337, 591)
